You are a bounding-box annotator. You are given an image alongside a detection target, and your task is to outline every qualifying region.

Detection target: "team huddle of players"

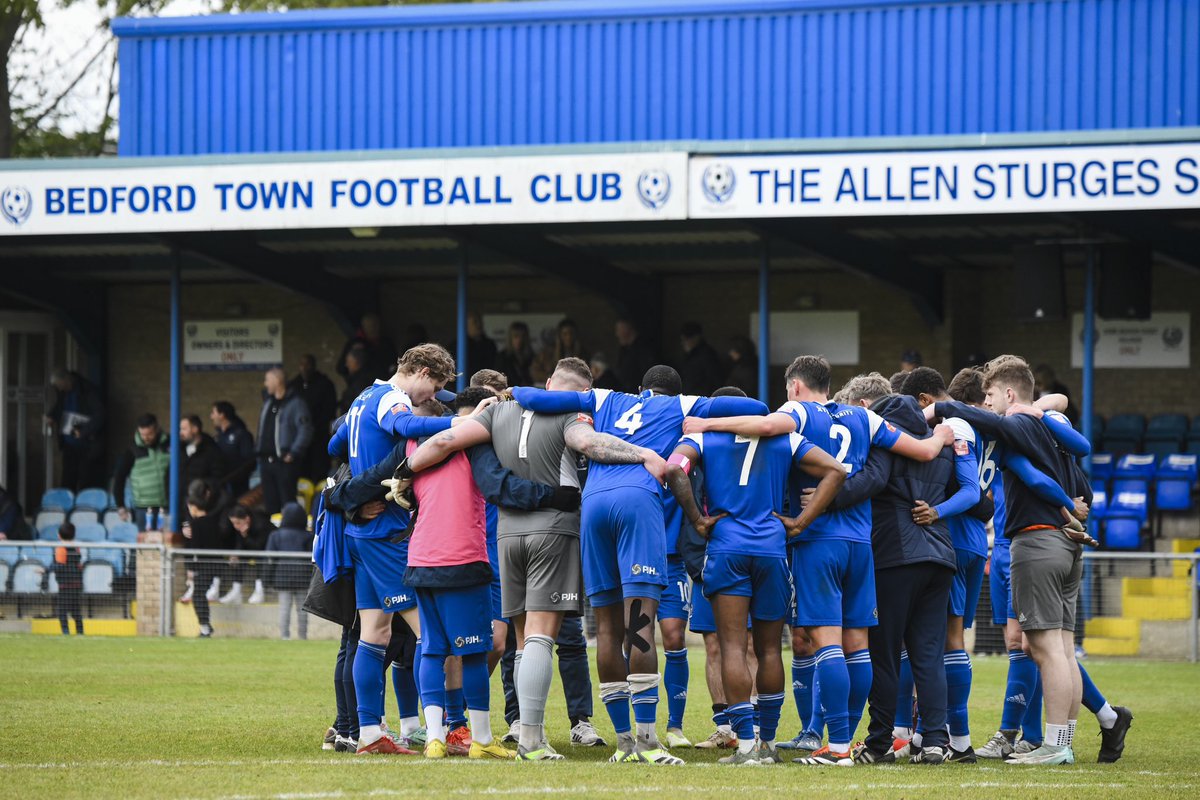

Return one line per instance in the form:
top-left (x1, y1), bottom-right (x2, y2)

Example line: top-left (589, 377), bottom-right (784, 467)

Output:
top-left (322, 342), bottom-right (1132, 767)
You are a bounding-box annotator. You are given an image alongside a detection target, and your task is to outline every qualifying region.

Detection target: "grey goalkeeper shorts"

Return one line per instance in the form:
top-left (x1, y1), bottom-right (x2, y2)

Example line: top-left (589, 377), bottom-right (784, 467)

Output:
top-left (499, 532), bottom-right (584, 618)
top-left (1010, 528), bottom-right (1083, 633)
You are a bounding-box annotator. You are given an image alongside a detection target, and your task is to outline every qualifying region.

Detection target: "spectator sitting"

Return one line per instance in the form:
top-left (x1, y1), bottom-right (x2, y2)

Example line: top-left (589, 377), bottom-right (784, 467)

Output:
top-left (179, 415), bottom-right (224, 521)
top-left (54, 521), bottom-right (84, 636)
top-left (337, 312), bottom-right (399, 382)
top-left (266, 502), bottom-right (314, 640)
top-left (0, 483), bottom-right (32, 541)
top-left (725, 336), bottom-right (759, 397)
top-left (290, 354), bottom-right (339, 482)
top-left (180, 479), bottom-right (234, 637)
top-left (339, 345), bottom-right (375, 415)
top-left (221, 503), bottom-right (274, 605)
top-left (210, 401), bottom-right (256, 499)
top-left (496, 321), bottom-right (535, 387)
top-left (678, 321), bottom-right (724, 396)
top-left (112, 413), bottom-right (171, 530)
top-left (46, 368), bottom-right (106, 492)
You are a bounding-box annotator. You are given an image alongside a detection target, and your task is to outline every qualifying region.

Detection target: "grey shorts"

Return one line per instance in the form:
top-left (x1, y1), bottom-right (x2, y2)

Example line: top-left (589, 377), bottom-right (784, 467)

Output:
top-left (499, 532), bottom-right (584, 618)
top-left (1010, 529), bottom-right (1083, 633)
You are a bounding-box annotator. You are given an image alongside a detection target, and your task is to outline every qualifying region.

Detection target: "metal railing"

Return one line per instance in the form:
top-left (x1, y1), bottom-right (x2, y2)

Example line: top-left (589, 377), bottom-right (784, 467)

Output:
top-left (0, 540), bottom-right (166, 634)
top-left (5, 541), bottom-right (1197, 659)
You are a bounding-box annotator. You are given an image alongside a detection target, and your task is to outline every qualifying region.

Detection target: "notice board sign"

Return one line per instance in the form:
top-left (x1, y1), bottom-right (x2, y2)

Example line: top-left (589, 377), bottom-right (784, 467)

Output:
top-left (185, 319), bottom-right (283, 371)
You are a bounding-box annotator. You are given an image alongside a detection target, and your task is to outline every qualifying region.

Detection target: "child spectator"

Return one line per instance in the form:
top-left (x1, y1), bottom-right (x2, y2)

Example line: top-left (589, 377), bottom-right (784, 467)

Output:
top-left (54, 522), bottom-right (84, 635)
top-left (267, 502), bottom-right (314, 640)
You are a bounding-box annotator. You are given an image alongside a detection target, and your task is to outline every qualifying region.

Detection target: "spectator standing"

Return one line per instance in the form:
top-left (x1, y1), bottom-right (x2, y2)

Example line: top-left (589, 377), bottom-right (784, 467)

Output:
top-left (496, 321), bottom-right (535, 387)
top-left (267, 502), bottom-right (314, 640)
top-left (181, 480), bottom-right (234, 638)
top-left (677, 322), bottom-right (724, 396)
top-left (900, 349), bottom-right (924, 373)
top-left (339, 346), bottom-right (375, 415)
top-left (533, 318), bottom-right (589, 384)
top-left (221, 503), bottom-right (274, 605)
top-left (725, 336), bottom-right (759, 396)
top-left (210, 401), bottom-right (256, 499)
top-left (337, 312), bottom-right (398, 382)
top-left (587, 353), bottom-right (622, 391)
top-left (0, 483), bottom-right (32, 541)
top-left (257, 367), bottom-right (313, 516)
top-left (53, 521), bottom-right (84, 635)
top-left (457, 311), bottom-right (498, 374)
top-left (613, 317), bottom-right (656, 392)
top-left (46, 369), bottom-right (106, 491)
top-left (1034, 364), bottom-right (1079, 424)
top-left (290, 354), bottom-right (339, 481)
top-left (112, 413), bottom-right (170, 529)
top-left (179, 415), bottom-right (224, 521)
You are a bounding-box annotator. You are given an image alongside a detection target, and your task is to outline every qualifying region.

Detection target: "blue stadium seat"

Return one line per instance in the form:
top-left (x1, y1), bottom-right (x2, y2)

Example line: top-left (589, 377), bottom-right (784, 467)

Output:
top-left (0, 561), bottom-right (10, 593)
top-left (33, 510), bottom-right (65, 532)
top-left (37, 525), bottom-right (61, 541)
top-left (1102, 516), bottom-right (1143, 550)
top-left (1146, 413), bottom-right (1189, 441)
top-left (1090, 453), bottom-right (1114, 482)
top-left (1188, 440), bottom-right (1200, 458)
top-left (73, 487), bottom-right (111, 511)
top-left (1189, 415), bottom-right (1200, 440)
top-left (68, 509), bottom-right (99, 527)
top-left (87, 548), bottom-right (125, 577)
top-left (1115, 453), bottom-right (1157, 482)
top-left (74, 523), bottom-right (106, 543)
top-left (1108, 487), bottom-right (1149, 523)
top-left (0, 547), bottom-right (20, 567)
top-left (102, 509), bottom-right (125, 529)
top-left (10, 561), bottom-right (46, 593)
top-left (1089, 480), bottom-right (1108, 520)
top-left (20, 545), bottom-right (55, 568)
top-left (82, 561), bottom-right (115, 595)
top-left (106, 521), bottom-right (139, 544)
top-left (1155, 455), bottom-right (1198, 512)
top-left (39, 487), bottom-right (74, 512)
top-left (1103, 413), bottom-right (1146, 456)
top-left (1144, 439), bottom-right (1181, 460)
top-left (46, 570), bottom-right (58, 594)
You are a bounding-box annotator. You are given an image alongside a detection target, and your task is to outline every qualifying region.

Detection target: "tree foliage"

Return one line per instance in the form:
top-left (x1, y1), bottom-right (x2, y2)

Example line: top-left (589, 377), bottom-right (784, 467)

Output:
top-left (3, 0), bottom-right (485, 159)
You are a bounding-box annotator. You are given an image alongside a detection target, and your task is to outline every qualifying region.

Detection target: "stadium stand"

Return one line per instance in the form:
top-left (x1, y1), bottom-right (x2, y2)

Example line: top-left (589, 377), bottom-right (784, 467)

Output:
top-left (39, 488), bottom-right (74, 512)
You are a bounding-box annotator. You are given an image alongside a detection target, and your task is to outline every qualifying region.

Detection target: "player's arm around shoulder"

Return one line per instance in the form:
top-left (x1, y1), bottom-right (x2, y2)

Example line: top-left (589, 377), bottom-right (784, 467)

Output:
top-left (682, 410), bottom-right (791, 437)
top-left (563, 420), bottom-right (667, 481)
top-left (409, 418), bottom-right (492, 472)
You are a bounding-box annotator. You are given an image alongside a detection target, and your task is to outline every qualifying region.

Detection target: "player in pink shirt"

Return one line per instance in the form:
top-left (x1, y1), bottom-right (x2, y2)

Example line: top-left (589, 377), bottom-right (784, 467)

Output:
top-left (401, 389), bottom-right (513, 761)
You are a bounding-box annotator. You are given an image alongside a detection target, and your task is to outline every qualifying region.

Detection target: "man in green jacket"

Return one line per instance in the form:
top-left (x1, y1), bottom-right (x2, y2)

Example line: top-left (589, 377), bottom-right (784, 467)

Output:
top-left (113, 413), bottom-right (171, 530)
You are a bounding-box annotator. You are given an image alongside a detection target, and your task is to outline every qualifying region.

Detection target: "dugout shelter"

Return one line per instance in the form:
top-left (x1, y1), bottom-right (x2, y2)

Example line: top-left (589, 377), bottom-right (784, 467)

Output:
top-left (2, 0), bottom-right (1199, 536)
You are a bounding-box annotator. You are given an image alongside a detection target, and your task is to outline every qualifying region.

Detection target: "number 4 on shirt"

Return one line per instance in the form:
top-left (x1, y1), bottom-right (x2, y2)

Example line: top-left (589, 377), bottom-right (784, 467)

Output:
top-left (614, 403), bottom-right (644, 436)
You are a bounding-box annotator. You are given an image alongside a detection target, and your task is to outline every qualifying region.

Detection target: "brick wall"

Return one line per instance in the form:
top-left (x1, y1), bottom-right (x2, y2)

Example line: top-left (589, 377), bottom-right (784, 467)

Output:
top-left (102, 260), bottom-right (1198, 467)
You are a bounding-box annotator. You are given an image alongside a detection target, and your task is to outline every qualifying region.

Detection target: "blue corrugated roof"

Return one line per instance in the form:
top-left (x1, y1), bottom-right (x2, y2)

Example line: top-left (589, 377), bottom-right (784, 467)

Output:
top-left (112, 0), bottom-right (925, 36)
top-left (114, 0), bottom-right (1200, 157)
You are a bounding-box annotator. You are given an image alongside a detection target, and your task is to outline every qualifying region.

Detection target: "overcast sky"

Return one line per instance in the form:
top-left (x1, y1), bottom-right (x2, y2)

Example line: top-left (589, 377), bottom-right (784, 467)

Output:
top-left (13, 0), bottom-right (216, 140)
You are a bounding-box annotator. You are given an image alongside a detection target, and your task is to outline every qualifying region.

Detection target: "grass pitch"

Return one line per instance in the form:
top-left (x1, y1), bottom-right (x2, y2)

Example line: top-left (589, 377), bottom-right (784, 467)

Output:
top-left (1, 634), bottom-right (1196, 799)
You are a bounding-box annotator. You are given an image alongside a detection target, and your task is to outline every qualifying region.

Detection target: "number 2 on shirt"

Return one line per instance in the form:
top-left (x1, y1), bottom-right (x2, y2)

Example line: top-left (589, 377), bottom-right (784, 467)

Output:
top-left (830, 423), bottom-right (853, 472)
top-left (614, 403), bottom-right (644, 436)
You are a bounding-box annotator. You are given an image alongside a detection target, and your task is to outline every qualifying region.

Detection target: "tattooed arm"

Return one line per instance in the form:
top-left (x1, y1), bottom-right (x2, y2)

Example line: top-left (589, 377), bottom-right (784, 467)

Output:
top-left (407, 419), bottom-right (493, 473)
top-left (563, 426), bottom-right (669, 483)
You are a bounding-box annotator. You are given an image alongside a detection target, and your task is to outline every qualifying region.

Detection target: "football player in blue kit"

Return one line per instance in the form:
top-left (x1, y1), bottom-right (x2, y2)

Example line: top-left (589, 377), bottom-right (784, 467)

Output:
top-left (932, 362), bottom-right (1132, 765)
top-left (512, 365), bottom-right (767, 765)
top-left (327, 344), bottom-right (494, 755)
top-left (684, 355), bottom-right (954, 765)
top-left (665, 410), bottom-right (845, 764)
top-left (658, 489), bottom-right (694, 748)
